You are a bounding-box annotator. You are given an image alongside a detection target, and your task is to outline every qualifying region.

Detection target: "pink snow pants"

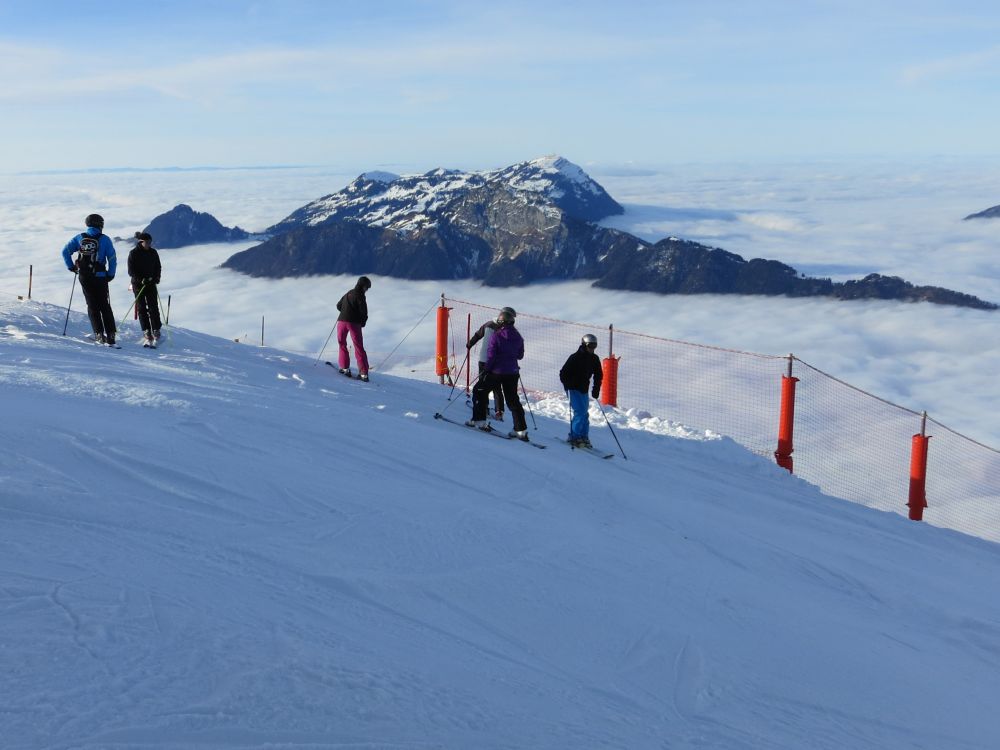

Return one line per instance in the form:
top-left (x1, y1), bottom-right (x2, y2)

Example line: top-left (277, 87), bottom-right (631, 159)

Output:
top-left (337, 321), bottom-right (369, 375)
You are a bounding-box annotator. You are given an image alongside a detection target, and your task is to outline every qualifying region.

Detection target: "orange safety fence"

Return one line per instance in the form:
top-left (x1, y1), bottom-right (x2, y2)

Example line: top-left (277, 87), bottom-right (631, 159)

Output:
top-left (439, 296), bottom-right (1000, 543)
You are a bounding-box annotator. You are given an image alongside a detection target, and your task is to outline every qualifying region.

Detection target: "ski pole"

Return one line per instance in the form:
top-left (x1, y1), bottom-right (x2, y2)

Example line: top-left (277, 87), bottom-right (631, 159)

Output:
top-left (156, 287), bottom-right (167, 327)
top-left (62, 272), bottom-right (77, 336)
top-left (372, 297), bottom-right (440, 374)
top-left (120, 282), bottom-right (147, 326)
top-left (518, 375), bottom-right (538, 430)
top-left (594, 398), bottom-right (627, 460)
top-left (447, 349), bottom-right (471, 401)
top-left (441, 370), bottom-right (481, 416)
top-left (314, 320), bottom-right (338, 366)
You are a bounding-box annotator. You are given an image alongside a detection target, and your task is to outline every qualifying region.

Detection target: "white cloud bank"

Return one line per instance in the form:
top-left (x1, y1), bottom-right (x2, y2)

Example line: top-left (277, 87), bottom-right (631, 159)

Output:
top-left (2, 159), bottom-right (999, 447)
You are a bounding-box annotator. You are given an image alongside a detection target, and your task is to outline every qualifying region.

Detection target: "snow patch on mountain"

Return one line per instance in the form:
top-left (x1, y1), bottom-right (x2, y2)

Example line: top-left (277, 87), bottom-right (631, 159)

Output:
top-left (266, 156), bottom-right (623, 234)
top-left (360, 170), bottom-right (400, 183)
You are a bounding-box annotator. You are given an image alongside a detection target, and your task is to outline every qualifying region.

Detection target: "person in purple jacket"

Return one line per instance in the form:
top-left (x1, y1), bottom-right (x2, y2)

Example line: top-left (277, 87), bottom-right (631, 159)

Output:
top-left (466, 307), bottom-right (529, 440)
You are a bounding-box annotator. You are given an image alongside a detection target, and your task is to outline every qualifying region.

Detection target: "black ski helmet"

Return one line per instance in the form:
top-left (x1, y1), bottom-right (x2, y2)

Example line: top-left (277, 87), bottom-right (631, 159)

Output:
top-left (497, 306), bottom-right (516, 324)
top-left (85, 213), bottom-right (104, 229)
top-left (582, 333), bottom-right (598, 348)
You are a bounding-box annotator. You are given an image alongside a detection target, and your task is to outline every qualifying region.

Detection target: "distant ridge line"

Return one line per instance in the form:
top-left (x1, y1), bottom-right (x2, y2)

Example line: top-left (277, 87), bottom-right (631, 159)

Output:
top-left (15, 165), bottom-right (316, 176)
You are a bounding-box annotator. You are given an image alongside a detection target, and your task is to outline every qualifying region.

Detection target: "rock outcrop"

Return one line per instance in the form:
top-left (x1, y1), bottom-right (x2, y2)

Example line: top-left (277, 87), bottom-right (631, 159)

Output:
top-left (143, 204), bottom-right (250, 248)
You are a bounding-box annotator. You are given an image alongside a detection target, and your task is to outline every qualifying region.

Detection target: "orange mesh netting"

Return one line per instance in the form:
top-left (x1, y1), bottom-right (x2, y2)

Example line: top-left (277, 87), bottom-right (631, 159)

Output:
top-left (439, 296), bottom-right (1000, 543)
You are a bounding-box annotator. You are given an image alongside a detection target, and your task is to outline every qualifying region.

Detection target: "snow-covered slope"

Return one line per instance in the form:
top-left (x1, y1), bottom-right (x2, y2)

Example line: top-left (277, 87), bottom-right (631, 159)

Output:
top-left (3, 298), bottom-right (1000, 749)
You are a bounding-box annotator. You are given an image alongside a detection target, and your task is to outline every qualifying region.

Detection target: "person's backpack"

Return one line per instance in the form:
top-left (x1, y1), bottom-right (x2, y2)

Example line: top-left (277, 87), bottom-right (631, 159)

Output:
top-left (76, 234), bottom-right (106, 276)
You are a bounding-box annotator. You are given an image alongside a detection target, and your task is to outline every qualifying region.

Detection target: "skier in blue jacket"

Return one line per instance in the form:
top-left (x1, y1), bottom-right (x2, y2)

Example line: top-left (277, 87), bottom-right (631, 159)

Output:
top-left (62, 213), bottom-right (118, 345)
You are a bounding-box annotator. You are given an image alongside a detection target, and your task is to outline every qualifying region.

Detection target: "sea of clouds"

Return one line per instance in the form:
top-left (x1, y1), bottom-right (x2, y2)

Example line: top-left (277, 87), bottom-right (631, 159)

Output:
top-left (2, 159), bottom-right (998, 445)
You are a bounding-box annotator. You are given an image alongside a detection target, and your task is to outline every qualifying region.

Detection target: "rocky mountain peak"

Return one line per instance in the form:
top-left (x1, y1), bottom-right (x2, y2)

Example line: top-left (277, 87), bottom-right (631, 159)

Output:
top-left (265, 156), bottom-right (623, 235)
top-left (142, 204), bottom-right (250, 249)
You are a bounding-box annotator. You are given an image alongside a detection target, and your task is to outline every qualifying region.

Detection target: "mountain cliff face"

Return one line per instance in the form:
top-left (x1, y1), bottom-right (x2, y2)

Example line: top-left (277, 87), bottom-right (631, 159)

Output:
top-left (964, 205), bottom-right (1000, 220)
top-left (596, 238), bottom-right (834, 296)
top-left (226, 156), bottom-right (635, 284)
top-left (144, 204), bottom-right (250, 249)
top-left (219, 157), bottom-right (997, 310)
top-left (594, 241), bottom-right (996, 308)
top-left (833, 273), bottom-right (996, 307)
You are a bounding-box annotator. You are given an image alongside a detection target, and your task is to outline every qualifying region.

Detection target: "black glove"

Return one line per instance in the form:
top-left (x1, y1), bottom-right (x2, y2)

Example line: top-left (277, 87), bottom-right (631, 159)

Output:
top-left (107, 274), bottom-right (115, 282)
top-left (68, 266), bottom-right (77, 273)
top-left (592, 387), bottom-right (600, 398)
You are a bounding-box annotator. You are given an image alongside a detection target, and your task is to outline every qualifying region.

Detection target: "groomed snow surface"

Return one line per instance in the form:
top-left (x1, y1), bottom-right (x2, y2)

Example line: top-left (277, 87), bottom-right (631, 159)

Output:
top-left (3, 299), bottom-right (1000, 750)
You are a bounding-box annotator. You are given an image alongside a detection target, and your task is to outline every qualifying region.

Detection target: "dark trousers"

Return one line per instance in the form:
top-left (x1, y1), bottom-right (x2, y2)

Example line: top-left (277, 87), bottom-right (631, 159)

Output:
top-left (478, 361), bottom-right (504, 413)
top-left (473, 372), bottom-right (526, 431)
top-left (79, 275), bottom-right (116, 338)
top-left (134, 282), bottom-right (161, 333)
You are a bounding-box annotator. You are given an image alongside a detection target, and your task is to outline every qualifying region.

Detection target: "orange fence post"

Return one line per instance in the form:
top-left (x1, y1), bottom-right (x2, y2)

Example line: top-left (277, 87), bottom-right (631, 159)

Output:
top-left (774, 355), bottom-right (798, 473)
top-left (908, 412), bottom-right (930, 521)
top-left (601, 357), bottom-right (619, 407)
top-left (600, 324), bottom-right (619, 407)
top-left (435, 295), bottom-right (451, 384)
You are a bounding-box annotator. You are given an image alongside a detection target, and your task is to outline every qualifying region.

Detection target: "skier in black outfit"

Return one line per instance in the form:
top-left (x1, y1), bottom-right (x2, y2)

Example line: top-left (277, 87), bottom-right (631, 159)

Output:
top-left (559, 333), bottom-right (604, 448)
top-left (127, 232), bottom-right (162, 346)
top-left (61, 213), bottom-right (118, 345)
top-left (466, 306), bottom-right (515, 421)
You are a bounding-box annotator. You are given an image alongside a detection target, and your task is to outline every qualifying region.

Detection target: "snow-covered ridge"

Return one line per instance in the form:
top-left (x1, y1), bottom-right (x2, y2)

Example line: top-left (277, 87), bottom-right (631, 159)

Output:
top-left (359, 170), bottom-right (400, 184)
top-left (267, 155), bottom-right (622, 233)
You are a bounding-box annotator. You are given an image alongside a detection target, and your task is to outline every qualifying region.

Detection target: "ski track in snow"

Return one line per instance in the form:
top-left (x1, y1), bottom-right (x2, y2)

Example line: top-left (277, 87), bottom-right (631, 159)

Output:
top-left (4, 299), bottom-right (1000, 749)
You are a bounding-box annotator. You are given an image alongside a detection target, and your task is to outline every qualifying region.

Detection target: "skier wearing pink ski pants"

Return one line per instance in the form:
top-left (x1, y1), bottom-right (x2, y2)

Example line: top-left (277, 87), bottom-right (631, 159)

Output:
top-left (335, 276), bottom-right (371, 379)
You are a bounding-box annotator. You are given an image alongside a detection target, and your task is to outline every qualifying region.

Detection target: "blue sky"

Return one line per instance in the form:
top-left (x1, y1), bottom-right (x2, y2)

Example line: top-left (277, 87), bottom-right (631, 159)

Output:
top-left (3, 0), bottom-right (1000, 171)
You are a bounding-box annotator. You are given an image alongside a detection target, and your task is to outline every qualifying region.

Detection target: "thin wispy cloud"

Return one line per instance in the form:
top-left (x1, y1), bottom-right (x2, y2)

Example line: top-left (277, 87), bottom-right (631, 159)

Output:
top-left (4, 3), bottom-right (1000, 168)
top-left (0, 31), bottom-right (644, 105)
top-left (900, 44), bottom-right (1000, 85)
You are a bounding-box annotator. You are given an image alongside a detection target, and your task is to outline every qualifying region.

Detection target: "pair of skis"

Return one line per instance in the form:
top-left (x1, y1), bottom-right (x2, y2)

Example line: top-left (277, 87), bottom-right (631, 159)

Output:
top-left (434, 413), bottom-right (615, 458)
top-left (325, 361), bottom-right (368, 381)
top-left (433, 413), bottom-right (547, 449)
top-left (551, 437), bottom-right (614, 459)
top-left (80, 334), bottom-right (121, 349)
top-left (79, 333), bottom-right (162, 350)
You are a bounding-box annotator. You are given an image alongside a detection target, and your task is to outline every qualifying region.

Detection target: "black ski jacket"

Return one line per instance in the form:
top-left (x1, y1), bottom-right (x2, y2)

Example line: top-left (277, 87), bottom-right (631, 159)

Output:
top-left (337, 280), bottom-right (369, 326)
top-left (127, 245), bottom-right (162, 286)
top-left (560, 346), bottom-right (603, 396)
top-left (467, 320), bottom-right (500, 361)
